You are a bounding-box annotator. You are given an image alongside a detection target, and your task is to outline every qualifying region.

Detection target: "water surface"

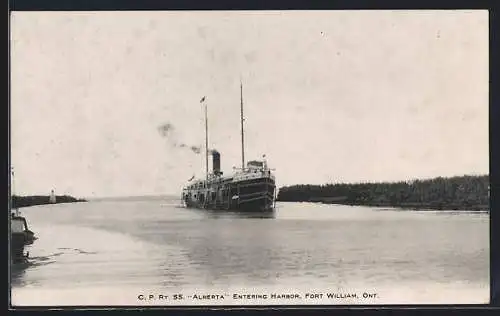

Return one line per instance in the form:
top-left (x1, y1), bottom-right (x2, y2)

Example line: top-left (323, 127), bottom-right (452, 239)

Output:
top-left (10, 198), bottom-right (489, 306)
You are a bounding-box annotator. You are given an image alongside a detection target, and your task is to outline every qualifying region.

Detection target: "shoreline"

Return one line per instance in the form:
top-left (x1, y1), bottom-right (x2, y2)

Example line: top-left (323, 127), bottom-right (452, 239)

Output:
top-left (10, 195), bottom-right (489, 212)
top-left (287, 200), bottom-right (490, 212)
top-left (276, 175), bottom-right (489, 212)
top-left (11, 195), bottom-right (87, 209)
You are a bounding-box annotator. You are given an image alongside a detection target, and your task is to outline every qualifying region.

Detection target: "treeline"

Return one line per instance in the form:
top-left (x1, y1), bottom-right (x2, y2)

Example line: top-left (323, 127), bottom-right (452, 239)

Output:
top-left (11, 195), bottom-right (87, 209)
top-left (277, 175), bottom-right (489, 211)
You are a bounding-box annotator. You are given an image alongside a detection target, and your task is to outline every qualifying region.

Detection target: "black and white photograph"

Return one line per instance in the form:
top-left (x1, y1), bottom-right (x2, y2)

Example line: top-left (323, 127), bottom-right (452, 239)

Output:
top-left (9, 10), bottom-right (489, 306)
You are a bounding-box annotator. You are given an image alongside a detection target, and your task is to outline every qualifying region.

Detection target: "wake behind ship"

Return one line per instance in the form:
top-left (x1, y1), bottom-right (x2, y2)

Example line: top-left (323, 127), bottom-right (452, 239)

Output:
top-left (181, 82), bottom-right (276, 212)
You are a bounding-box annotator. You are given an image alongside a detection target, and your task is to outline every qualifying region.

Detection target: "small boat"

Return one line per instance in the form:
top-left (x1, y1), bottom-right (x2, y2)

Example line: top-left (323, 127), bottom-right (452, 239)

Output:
top-left (11, 211), bottom-right (36, 263)
top-left (12, 212), bottom-right (36, 244)
top-left (10, 167), bottom-right (37, 263)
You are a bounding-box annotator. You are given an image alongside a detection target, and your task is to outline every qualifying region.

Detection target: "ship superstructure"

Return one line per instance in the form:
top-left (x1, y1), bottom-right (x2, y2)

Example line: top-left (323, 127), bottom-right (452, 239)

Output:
top-left (181, 82), bottom-right (276, 212)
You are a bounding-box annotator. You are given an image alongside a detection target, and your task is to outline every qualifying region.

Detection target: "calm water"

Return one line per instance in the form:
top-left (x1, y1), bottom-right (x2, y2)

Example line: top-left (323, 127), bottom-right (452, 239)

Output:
top-left (10, 197), bottom-right (489, 306)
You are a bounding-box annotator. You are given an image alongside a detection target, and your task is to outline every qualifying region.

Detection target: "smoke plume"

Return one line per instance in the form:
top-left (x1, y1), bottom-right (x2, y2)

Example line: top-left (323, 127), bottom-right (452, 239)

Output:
top-left (157, 122), bottom-right (203, 155)
top-left (190, 146), bottom-right (201, 154)
top-left (158, 123), bottom-right (174, 137)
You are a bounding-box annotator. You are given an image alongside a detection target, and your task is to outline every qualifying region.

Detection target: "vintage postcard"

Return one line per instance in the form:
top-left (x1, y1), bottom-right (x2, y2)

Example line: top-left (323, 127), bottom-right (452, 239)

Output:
top-left (9, 10), bottom-right (489, 307)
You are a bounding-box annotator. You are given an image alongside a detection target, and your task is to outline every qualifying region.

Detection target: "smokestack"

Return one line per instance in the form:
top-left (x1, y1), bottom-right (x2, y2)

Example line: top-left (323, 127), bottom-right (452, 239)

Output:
top-left (212, 150), bottom-right (221, 174)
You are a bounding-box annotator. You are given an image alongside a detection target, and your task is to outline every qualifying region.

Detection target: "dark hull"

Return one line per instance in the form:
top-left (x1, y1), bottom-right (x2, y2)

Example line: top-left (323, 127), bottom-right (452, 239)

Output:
top-left (11, 233), bottom-right (27, 264)
top-left (183, 176), bottom-right (276, 212)
top-left (10, 215), bottom-right (36, 263)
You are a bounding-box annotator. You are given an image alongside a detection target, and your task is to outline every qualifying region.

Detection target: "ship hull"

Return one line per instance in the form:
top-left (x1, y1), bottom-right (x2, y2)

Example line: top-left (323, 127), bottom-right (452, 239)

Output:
top-left (10, 216), bottom-right (36, 263)
top-left (11, 233), bottom-right (27, 264)
top-left (183, 176), bottom-right (276, 212)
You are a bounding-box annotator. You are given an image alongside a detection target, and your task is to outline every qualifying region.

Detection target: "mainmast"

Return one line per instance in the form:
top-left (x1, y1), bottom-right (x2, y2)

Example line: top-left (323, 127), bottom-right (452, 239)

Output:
top-left (204, 98), bottom-right (209, 182)
top-left (240, 80), bottom-right (245, 170)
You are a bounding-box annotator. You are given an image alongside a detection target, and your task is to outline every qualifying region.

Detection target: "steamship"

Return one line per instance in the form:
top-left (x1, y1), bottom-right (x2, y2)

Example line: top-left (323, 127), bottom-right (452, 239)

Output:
top-left (181, 82), bottom-right (276, 212)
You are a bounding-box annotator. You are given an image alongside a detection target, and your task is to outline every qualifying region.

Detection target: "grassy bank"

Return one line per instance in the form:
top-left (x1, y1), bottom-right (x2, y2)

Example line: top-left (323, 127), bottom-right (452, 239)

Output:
top-left (277, 175), bottom-right (489, 211)
top-left (11, 195), bottom-right (87, 209)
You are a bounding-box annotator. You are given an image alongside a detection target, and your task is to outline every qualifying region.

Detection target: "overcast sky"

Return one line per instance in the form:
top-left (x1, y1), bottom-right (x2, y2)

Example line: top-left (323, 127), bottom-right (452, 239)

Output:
top-left (10, 10), bottom-right (488, 198)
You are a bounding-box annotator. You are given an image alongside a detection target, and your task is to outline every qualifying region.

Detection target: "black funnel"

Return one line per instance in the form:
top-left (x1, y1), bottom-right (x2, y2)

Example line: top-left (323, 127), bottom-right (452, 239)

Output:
top-left (212, 151), bottom-right (221, 174)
